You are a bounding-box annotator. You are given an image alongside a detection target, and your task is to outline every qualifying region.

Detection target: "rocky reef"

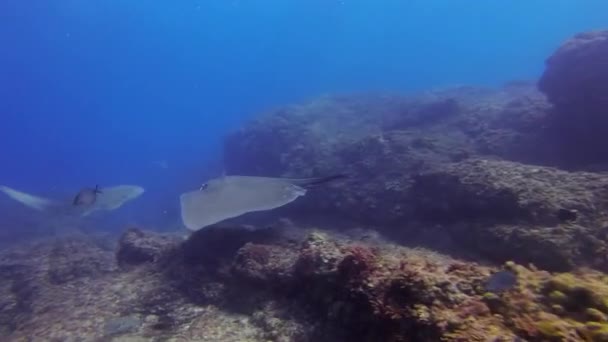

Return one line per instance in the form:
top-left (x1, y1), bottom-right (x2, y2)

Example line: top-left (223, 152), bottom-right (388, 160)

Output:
top-left (410, 158), bottom-right (608, 272)
top-left (5, 225), bottom-right (608, 341)
top-left (221, 87), bottom-right (608, 272)
top-left (3, 29), bottom-right (608, 342)
top-left (221, 29), bottom-right (608, 274)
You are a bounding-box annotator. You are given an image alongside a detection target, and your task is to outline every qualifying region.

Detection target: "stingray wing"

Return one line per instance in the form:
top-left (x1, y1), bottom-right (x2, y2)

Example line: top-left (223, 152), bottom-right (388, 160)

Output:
top-left (80, 185), bottom-right (144, 217)
top-left (284, 174), bottom-right (347, 188)
top-left (180, 176), bottom-right (306, 231)
top-left (0, 185), bottom-right (60, 211)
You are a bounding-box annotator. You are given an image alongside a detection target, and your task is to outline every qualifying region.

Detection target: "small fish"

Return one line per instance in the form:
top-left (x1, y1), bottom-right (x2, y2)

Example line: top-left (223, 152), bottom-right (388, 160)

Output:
top-left (73, 185), bottom-right (103, 206)
top-left (485, 270), bottom-right (517, 293)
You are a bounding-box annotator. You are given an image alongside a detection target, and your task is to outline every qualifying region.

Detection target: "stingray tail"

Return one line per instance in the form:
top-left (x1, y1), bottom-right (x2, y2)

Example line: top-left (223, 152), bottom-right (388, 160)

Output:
top-left (295, 174), bottom-right (348, 188)
top-left (0, 185), bottom-right (58, 211)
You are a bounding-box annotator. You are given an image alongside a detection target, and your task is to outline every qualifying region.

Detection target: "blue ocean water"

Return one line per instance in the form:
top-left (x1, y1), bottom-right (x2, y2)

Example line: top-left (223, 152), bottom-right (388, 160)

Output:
top-left (0, 0), bottom-right (606, 228)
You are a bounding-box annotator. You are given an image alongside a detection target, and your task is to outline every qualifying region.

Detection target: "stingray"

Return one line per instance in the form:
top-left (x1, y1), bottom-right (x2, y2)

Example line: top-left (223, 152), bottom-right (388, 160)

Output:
top-left (0, 184), bottom-right (145, 217)
top-left (180, 174), bottom-right (345, 231)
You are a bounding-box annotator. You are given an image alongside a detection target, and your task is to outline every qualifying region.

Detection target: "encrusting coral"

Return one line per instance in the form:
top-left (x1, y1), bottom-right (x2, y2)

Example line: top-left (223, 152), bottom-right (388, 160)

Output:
top-left (223, 227), bottom-right (608, 341)
top-left (4, 223), bottom-right (608, 341)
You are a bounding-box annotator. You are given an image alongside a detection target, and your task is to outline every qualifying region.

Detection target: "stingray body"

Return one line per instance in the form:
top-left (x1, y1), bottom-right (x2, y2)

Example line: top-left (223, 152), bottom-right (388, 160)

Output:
top-left (0, 184), bottom-right (145, 218)
top-left (73, 185), bottom-right (103, 206)
top-left (180, 174), bottom-right (345, 231)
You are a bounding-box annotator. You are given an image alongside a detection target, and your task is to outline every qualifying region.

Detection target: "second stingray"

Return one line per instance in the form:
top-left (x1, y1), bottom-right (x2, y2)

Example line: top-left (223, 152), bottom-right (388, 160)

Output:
top-left (180, 174), bottom-right (346, 231)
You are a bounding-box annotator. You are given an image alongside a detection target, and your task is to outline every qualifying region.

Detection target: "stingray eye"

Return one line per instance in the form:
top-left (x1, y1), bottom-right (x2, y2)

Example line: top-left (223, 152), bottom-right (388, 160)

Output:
top-left (199, 183), bottom-right (208, 191)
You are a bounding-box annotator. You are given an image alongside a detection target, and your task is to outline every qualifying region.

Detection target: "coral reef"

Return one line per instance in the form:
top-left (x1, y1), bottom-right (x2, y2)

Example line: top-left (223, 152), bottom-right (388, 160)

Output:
top-left (219, 30), bottom-right (608, 271)
top-left (171, 227), bottom-right (608, 342)
top-left (3, 222), bottom-right (608, 341)
top-left (4, 28), bottom-right (608, 342)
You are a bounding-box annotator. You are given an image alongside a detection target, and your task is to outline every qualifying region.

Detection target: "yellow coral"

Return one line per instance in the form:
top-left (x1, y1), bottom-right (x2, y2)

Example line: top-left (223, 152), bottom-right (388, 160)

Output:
top-left (545, 273), bottom-right (608, 314)
top-left (548, 290), bottom-right (568, 303)
top-left (536, 319), bottom-right (568, 338)
top-left (504, 261), bottom-right (516, 271)
top-left (483, 292), bottom-right (500, 301)
top-left (582, 322), bottom-right (608, 341)
top-left (547, 273), bottom-right (580, 293)
top-left (587, 308), bottom-right (608, 323)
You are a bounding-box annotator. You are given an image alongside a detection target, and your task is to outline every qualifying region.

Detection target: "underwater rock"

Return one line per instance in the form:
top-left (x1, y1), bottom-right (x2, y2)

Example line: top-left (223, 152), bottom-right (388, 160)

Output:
top-left (0, 262), bottom-right (37, 335)
top-left (232, 242), bottom-right (298, 286)
top-left (224, 231), bottom-right (608, 341)
top-left (224, 94), bottom-right (402, 177)
top-left (220, 87), bottom-right (608, 270)
top-left (409, 158), bottom-right (608, 226)
top-left (155, 228), bottom-right (491, 340)
top-left (116, 227), bottom-right (179, 267)
top-left (235, 231), bottom-right (513, 341)
top-left (538, 30), bottom-right (608, 167)
top-left (249, 301), bottom-right (313, 342)
top-left (223, 87), bottom-right (552, 228)
top-left (381, 97), bottom-right (461, 130)
top-left (178, 224), bottom-right (280, 268)
top-left (103, 315), bottom-right (142, 337)
top-left (157, 223), bottom-right (303, 306)
top-left (409, 158), bottom-right (608, 271)
top-left (557, 208), bottom-right (578, 222)
top-left (0, 235), bottom-right (118, 336)
top-left (47, 237), bottom-right (117, 284)
top-left (226, 93), bottom-right (608, 270)
top-left (539, 30), bottom-right (608, 111)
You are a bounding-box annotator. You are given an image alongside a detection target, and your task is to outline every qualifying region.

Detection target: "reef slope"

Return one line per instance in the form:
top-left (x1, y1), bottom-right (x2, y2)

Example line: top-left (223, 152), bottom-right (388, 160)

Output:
top-left (4, 226), bottom-right (608, 341)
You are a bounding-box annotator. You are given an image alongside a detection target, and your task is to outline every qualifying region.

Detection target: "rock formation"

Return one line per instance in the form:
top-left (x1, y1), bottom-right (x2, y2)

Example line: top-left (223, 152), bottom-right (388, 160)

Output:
top-left (538, 30), bottom-right (608, 167)
top-left (221, 78), bottom-right (608, 271)
top-left (409, 158), bottom-right (608, 271)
